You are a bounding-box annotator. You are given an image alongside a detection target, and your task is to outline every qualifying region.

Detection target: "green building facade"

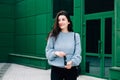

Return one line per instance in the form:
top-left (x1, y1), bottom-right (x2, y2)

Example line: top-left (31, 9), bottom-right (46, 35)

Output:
top-left (0, 0), bottom-right (120, 79)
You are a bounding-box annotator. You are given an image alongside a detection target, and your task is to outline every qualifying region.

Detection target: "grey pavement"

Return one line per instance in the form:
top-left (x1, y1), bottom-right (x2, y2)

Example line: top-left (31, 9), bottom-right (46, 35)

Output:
top-left (0, 63), bottom-right (106, 80)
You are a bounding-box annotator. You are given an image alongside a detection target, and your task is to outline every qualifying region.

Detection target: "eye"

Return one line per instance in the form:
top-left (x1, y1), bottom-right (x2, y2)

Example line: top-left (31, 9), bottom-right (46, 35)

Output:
top-left (62, 18), bottom-right (65, 21)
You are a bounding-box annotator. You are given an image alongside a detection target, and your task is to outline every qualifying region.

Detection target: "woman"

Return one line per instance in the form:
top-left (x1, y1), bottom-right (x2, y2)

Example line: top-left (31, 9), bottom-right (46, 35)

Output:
top-left (45, 10), bottom-right (82, 80)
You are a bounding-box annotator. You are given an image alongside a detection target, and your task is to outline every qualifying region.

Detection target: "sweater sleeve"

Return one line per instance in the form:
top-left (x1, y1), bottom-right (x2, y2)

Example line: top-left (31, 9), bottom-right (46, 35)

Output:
top-left (45, 37), bottom-right (57, 61)
top-left (71, 33), bottom-right (82, 66)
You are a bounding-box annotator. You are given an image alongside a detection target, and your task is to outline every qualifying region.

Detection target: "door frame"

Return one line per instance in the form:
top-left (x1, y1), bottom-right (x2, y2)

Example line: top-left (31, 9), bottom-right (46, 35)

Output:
top-left (83, 11), bottom-right (114, 78)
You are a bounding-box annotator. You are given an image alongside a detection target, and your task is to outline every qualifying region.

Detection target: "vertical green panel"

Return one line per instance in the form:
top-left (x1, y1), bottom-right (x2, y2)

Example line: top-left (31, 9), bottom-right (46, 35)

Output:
top-left (116, 32), bottom-right (120, 46)
top-left (46, 0), bottom-right (53, 33)
top-left (0, 47), bottom-right (14, 60)
top-left (36, 35), bottom-right (47, 57)
top-left (0, 48), bottom-right (9, 62)
top-left (0, 33), bottom-right (14, 47)
top-left (16, 18), bottom-right (27, 34)
top-left (74, 0), bottom-right (81, 7)
top-left (26, 16), bottom-right (35, 34)
top-left (0, 33), bottom-right (14, 62)
top-left (47, 0), bottom-right (52, 12)
top-left (15, 36), bottom-right (27, 54)
top-left (0, 4), bottom-right (15, 18)
top-left (0, 0), bottom-right (15, 62)
top-left (15, 35), bottom-right (36, 55)
top-left (0, 19), bottom-right (14, 33)
top-left (46, 13), bottom-right (53, 33)
top-left (116, 32), bottom-right (120, 66)
top-left (36, 14), bottom-right (47, 34)
top-left (35, 0), bottom-right (48, 14)
top-left (74, 0), bottom-right (84, 74)
top-left (16, 0), bottom-right (23, 2)
top-left (26, 0), bottom-right (35, 16)
top-left (115, 0), bottom-right (120, 29)
top-left (115, 0), bottom-right (120, 66)
top-left (6, 0), bottom-right (53, 69)
top-left (74, 0), bottom-right (83, 33)
top-left (0, 0), bottom-right (15, 4)
top-left (74, 8), bottom-right (81, 32)
top-left (26, 35), bottom-right (36, 54)
top-left (16, 0), bottom-right (27, 18)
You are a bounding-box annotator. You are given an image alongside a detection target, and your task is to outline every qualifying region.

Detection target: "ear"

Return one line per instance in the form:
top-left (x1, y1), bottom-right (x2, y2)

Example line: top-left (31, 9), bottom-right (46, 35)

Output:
top-left (68, 22), bottom-right (70, 24)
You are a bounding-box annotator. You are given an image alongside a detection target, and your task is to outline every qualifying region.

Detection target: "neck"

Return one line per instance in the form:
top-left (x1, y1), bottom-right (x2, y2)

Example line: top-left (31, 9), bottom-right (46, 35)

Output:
top-left (61, 29), bottom-right (69, 33)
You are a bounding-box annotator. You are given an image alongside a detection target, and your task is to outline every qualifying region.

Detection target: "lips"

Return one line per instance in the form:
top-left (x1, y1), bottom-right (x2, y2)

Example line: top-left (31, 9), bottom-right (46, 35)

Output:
top-left (59, 23), bottom-right (64, 27)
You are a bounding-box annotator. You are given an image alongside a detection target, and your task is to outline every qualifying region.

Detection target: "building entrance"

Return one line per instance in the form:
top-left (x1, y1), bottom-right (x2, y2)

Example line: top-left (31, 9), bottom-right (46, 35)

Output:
top-left (84, 11), bottom-right (114, 78)
top-left (83, 0), bottom-right (114, 78)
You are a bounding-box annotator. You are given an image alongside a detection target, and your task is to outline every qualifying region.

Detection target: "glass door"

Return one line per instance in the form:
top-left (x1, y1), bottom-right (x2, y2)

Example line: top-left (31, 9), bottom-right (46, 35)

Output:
top-left (85, 19), bottom-right (101, 77)
top-left (84, 12), bottom-right (114, 78)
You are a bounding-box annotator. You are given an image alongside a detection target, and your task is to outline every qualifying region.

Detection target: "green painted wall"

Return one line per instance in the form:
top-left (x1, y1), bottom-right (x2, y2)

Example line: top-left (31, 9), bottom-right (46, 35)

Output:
top-left (8, 0), bottom-right (52, 69)
top-left (0, 0), bottom-right (15, 62)
top-left (74, 0), bottom-right (84, 74)
top-left (115, 0), bottom-right (120, 67)
top-left (109, 0), bottom-right (120, 79)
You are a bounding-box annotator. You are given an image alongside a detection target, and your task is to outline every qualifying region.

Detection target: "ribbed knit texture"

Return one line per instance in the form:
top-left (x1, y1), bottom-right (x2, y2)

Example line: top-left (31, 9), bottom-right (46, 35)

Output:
top-left (46, 32), bottom-right (82, 68)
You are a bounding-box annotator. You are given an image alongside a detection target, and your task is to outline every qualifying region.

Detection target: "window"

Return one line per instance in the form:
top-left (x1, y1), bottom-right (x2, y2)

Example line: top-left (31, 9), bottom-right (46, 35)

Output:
top-left (53, 0), bottom-right (73, 18)
top-left (85, 0), bottom-right (114, 14)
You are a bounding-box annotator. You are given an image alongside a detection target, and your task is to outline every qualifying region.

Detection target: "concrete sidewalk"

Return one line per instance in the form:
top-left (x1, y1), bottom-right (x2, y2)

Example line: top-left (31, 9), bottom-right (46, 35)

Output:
top-left (0, 63), bottom-right (106, 80)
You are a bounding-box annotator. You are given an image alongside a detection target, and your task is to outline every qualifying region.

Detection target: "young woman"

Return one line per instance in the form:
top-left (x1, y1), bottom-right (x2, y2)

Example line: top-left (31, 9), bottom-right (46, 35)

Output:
top-left (45, 10), bottom-right (82, 80)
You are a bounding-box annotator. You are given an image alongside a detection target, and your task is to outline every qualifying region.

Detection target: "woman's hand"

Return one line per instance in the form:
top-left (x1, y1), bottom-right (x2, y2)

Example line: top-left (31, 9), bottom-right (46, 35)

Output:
top-left (55, 51), bottom-right (66, 57)
top-left (65, 61), bottom-right (72, 69)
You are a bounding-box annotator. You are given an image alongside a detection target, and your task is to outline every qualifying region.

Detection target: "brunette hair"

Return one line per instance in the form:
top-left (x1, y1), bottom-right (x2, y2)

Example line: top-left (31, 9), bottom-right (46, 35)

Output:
top-left (49, 10), bottom-right (73, 39)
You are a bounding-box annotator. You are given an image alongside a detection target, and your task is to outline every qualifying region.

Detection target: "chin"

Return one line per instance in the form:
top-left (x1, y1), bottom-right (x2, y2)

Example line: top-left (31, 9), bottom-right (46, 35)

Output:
top-left (60, 27), bottom-right (64, 29)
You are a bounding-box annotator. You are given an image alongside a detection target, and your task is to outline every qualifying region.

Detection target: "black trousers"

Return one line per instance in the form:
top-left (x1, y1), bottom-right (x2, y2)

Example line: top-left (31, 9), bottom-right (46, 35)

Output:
top-left (51, 66), bottom-right (77, 80)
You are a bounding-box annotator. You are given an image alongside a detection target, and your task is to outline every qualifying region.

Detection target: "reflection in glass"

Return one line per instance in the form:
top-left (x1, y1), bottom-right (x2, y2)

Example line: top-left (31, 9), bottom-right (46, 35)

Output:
top-left (86, 56), bottom-right (100, 76)
top-left (105, 18), bottom-right (112, 54)
top-left (85, 0), bottom-right (114, 14)
top-left (53, 0), bottom-right (73, 18)
top-left (86, 20), bottom-right (100, 53)
top-left (104, 57), bottom-right (112, 77)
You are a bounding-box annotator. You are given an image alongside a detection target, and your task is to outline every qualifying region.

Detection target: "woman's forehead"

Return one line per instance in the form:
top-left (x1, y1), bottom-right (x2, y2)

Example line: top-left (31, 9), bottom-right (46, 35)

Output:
top-left (58, 15), bottom-right (67, 19)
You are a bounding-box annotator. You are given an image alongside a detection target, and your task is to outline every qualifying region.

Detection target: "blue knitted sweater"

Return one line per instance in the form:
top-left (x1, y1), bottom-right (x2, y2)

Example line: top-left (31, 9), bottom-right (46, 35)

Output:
top-left (45, 32), bottom-right (82, 68)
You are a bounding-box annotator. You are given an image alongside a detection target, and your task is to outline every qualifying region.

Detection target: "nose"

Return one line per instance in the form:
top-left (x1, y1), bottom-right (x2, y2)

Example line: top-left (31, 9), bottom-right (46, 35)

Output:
top-left (58, 20), bottom-right (63, 25)
top-left (59, 20), bottom-right (62, 23)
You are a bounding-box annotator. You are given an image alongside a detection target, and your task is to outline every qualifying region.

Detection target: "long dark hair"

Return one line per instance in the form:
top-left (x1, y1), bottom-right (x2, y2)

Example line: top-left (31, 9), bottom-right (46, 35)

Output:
top-left (49, 10), bottom-right (73, 39)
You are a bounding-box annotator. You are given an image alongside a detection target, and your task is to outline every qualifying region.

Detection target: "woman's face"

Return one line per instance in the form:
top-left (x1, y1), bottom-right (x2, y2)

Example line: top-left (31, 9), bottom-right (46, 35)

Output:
top-left (58, 15), bottom-right (70, 31)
